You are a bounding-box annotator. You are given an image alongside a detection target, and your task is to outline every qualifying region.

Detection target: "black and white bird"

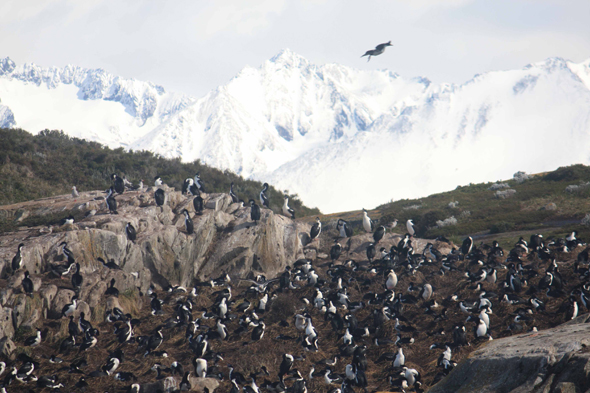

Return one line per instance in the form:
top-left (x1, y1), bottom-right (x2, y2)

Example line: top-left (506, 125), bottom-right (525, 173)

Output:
top-left (22, 270), bottom-right (34, 296)
top-left (106, 187), bottom-right (118, 214)
top-left (392, 347), bottom-right (405, 368)
top-left (105, 278), bottom-right (119, 297)
top-left (230, 182), bottom-right (239, 203)
top-left (111, 173), bottom-right (125, 194)
top-left (193, 194), bottom-right (204, 215)
top-left (62, 296), bottom-right (78, 318)
top-left (154, 188), bottom-right (165, 207)
top-left (102, 356), bottom-right (120, 376)
top-left (182, 209), bottom-right (194, 235)
top-left (24, 329), bottom-right (41, 347)
top-left (144, 326), bottom-right (164, 357)
top-left (386, 270), bottom-right (398, 290)
top-left (250, 199), bottom-right (261, 224)
top-left (279, 354), bottom-right (294, 377)
top-left (282, 195), bottom-right (295, 219)
top-left (132, 179), bottom-right (144, 191)
top-left (251, 321), bottom-right (265, 341)
top-left (193, 172), bottom-right (205, 193)
top-left (361, 41), bottom-right (392, 61)
top-left (362, 209), bottom-right (374, 233)
top-left (461, 236), bottom-right (473, 257)
top-left (373, 225), bottom-right (385, 244)
top-left (259, 183), bottom-right (270, 208)
top-left (60, 215), bottom-right (75, 226)
top-left (79, 331), bottom-right (98, 352)
top-left (337, 219), bottom-right (353, 238)
top-left (71, 263), bottom-right (83, 292)
top-left (406, 219), bottom-right (416, 236)
top-left (182, 178), bottom-right (198, 195)
top-left (193, 358), bottom-right (207, 378)
top-left (126, 223), bottom-right (137, 242)
top-left (12, 243), bottom-right (24, 273)
top-left (310, 217), bottom-right (322, 242)
top-left (330, 242), bottom-right (342, 262)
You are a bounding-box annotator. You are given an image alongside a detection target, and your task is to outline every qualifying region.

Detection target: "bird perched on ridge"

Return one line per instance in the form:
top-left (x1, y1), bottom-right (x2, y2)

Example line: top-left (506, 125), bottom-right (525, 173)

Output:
top-left (260, 183), bottom-right (270, 208)
top-left (282, 195), bottom-right (295, 219)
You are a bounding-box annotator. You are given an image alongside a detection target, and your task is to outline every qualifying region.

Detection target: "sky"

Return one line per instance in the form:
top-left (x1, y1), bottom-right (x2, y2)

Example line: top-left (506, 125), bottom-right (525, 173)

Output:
top-left (1, 0), bottom-right (589, 98)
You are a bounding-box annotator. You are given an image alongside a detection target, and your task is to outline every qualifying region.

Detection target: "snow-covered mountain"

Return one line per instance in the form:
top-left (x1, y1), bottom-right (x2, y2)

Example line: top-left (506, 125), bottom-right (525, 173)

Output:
top-left (1, 52), bottom-right (590, 213)
top-left (0, 57), bottom-right (193, 147)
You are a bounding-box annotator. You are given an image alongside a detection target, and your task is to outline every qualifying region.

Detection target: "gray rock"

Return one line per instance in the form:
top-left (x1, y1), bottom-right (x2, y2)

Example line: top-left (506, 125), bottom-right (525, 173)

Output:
top-left (0, 288), bottom-right (13, 306)
top-left (21, 308), bottom-right (41, 330)
top-left (39, 285), bottom-right (58, 310)
top-left (555, 382), bottom-right (579, 393)
top-left (0, 307), bottom-right (14, 340)
top-left (0, 187), bottom-right (310, 341)
top-left (0, 337), bottom-right (16, 359)
top-left (189, 376), bottom-right (219, 392)
top-left (75, 300), bottom-right (91, 320)
top-left (429, 317), bottom-right (590, 393)
top-left (14, 209), bottom-right (29, 222)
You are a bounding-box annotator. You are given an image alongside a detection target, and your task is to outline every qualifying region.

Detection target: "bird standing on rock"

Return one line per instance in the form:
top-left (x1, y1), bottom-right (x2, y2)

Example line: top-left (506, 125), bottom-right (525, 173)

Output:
top-left (282, 195), bottom-right (295, 219)
top-left (362, 208), bottom-right (374, 233)
top-left (126, 222), bottom-right (137, 242)
top-left (310, 217), bottom-right (322, 242)
top-left (250, 199), bottom-right (261, 224)
top-left (406, 219), bottom-right (415, 236)
top-left (154, 188), bottom-right (165, 207)
top-left (260, 183), bottom-right (270, 208)
top-left (182, 209), bottom-right (194, 235)
top-left (22, 271), bottom-right (34, 296)
top-left (111, 173), bottom-right (125, 194)
top-left (12, 243), bottom-right (24, 273)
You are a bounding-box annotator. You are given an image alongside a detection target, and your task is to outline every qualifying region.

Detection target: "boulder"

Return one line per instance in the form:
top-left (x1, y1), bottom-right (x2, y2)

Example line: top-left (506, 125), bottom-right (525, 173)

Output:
top-left (429, 316), bottom-right (590, 393)
top-left (0, 188), bottom-right (310, 341)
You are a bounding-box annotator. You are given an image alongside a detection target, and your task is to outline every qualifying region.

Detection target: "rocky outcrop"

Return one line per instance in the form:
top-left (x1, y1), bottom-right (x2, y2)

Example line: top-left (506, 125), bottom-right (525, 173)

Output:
top-left (429, 314), bottom-right (590, 393)
top-left (0, 186), bottom-right (309, 338)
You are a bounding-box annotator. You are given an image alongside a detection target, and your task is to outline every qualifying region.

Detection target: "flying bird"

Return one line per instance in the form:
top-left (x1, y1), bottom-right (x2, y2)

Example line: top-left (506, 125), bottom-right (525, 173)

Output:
top-left (361, 41), bottom-right (392, 62)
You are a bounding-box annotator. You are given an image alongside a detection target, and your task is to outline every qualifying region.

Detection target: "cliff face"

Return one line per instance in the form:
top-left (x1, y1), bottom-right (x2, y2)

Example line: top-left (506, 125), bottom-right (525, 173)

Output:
top-left (429, 314), bottom-right (590, 393)
top-left (0, 186), bottom-right (308, 340)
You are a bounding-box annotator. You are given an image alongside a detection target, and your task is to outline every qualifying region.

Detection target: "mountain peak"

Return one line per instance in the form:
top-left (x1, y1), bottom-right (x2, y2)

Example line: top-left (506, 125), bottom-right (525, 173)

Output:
top-left (269, 48), bottom-right (309, 67)
top-left (0, 57), bottom-right (16, 75)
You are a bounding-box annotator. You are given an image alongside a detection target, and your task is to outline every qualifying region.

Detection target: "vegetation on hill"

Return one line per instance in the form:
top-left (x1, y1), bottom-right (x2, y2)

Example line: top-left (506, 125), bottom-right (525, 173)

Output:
top-left (0, 127), bottom-right (320, 216)
top-left (310, 165), bottom-right (590, 249)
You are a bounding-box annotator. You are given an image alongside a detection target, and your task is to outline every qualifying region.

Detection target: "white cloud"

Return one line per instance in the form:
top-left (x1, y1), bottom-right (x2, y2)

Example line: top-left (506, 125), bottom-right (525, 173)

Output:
top-left (195, 0), bottom-right (287, 37)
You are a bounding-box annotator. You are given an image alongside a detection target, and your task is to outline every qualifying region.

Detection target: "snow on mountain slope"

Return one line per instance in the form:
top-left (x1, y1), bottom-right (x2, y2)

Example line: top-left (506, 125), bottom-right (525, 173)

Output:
top-left (0, 57), bottom-right (193, 147)
top-left (1, 52), bottom-right (590, 213)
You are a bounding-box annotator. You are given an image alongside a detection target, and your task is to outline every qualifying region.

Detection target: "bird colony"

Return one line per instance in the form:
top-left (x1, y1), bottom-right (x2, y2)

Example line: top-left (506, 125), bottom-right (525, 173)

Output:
top-left (0, 174), bottom-right (588, 393)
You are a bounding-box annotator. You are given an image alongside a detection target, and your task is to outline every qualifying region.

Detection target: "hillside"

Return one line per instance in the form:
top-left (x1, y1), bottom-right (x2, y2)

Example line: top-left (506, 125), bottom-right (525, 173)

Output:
top-left (308, 164), bottom-right (590, 250)
top-left (0, 181), bottom-right (588, 392)
top-left (0, 127), bottom-right (319, 233)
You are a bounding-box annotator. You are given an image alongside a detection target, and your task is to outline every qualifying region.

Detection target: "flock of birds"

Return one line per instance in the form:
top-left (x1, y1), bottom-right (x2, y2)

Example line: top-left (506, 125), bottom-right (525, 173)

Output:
top-left (2, 171), bottom-right (590, 393)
